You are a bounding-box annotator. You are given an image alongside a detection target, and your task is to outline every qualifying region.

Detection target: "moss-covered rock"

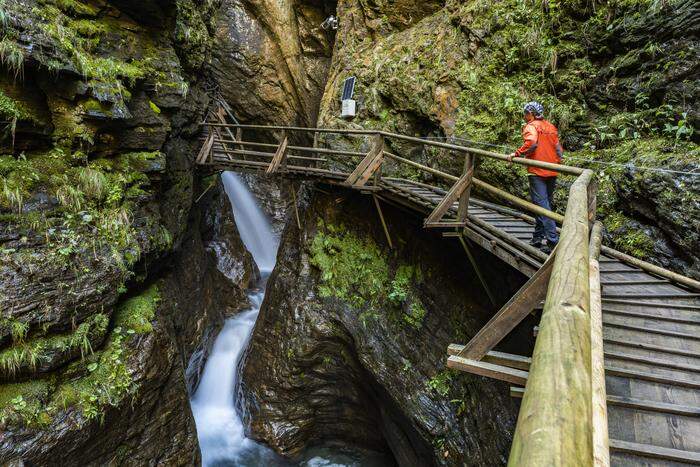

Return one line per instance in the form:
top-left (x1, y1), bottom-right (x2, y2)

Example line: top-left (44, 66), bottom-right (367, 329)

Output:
top-left (317, 0), bottom-right (700, 278)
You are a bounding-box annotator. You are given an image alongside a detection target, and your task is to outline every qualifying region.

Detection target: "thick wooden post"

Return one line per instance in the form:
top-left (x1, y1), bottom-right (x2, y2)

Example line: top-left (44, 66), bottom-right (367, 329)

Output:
top-left (508, 170), bottom-right (595, 467)
top-left (457, 153), bottom-right (474, 224)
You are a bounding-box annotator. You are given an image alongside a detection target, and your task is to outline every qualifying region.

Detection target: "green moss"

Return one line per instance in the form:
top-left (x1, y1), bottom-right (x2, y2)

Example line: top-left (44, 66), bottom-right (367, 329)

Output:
top-left (114, 284), bottom-right (160, 334)
top-left (309, 221), bottom-right (389, 310)
top-left (39, 0), bottom-right (99, 16)
top-left (174, 0), bottom-right (217, 70)
top-left (388, 265), bottom-right (427, 329)
top-left (148, 101), bottom-right (161, 114)
top-left (404, 302), bottom-right (427, 329)
top-left (309, 224), bottom-right (430, 329)
top-left (0, 285), bottom-right (160, 425)
top-left (0, 380), bottom-right (52, 427)
top-left (603, 212), bottom-right (655, 259)
top-left (0, 313), bottom-right (109, 376)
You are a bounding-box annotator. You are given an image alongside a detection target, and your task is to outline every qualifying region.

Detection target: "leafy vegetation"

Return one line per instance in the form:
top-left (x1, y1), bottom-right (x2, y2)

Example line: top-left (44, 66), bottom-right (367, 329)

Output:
top-left (309, 221), bottom-right (389, 310)
top-left (427, 370), bottom-right (452, 397)
top-left (310, 222), bottom-right (430, 329)
top-left (0, 285), bottom-right (160, 427)
top-left (0, 150), bottom-right (162, 269)
top-left (0, 313), bottom-right (109, 376)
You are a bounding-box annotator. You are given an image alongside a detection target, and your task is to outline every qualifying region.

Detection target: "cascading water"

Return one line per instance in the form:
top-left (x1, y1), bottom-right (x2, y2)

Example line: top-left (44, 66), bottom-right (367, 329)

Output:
top-left (190, 172), bottom-right (386, 467)
top-left (190, 172), bottom-right (283, 466)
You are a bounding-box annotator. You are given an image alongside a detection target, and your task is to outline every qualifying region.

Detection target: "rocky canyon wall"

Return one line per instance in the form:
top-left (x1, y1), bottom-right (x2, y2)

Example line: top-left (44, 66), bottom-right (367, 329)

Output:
top-left (239, 187), bottom-right (529, 465)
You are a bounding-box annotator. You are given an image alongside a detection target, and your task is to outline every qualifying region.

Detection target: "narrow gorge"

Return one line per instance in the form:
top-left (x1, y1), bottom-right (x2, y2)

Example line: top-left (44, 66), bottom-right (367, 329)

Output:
top-left (0, 0), bottom-right (698, 465)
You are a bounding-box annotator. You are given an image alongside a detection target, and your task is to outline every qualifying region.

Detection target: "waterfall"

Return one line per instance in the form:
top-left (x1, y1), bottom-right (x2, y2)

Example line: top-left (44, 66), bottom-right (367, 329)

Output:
top-left (190, 172), bottom-right (382, 467)
top-left (189, 172), bottom-right (283, 466)
top-left (220, 172), bottom-right (278, 274)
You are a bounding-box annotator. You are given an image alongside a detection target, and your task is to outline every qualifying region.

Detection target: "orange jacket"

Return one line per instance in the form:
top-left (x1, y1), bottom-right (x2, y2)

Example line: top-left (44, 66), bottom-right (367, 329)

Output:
top-left (515, 118), bottom-right (563, 177)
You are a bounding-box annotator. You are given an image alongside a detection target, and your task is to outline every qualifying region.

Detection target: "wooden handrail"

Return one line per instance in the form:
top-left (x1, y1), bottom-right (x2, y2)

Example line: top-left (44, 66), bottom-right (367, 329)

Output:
top-left (589, 222), bottom-right (610, 467)
top-left (508, 169), bottom-right (595, 466)
top-left (201, 123), bottom-right (584, 176)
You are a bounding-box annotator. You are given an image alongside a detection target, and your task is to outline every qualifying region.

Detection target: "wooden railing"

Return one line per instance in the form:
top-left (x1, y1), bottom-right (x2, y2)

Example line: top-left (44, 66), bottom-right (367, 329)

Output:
top-left (200, 121), bottom-right (606, 465)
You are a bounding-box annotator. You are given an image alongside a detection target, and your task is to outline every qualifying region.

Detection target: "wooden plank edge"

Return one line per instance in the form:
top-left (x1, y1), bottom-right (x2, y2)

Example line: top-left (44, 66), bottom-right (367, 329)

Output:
top-left (509, 388), bottom-right (700, 418)
top-left (608, 439), bottom-right (700, 464)
top-left (446, 355), bottom-right (528, 386)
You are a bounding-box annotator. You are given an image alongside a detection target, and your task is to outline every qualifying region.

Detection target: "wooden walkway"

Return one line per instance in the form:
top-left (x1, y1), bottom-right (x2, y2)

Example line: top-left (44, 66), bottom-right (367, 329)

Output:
top-left (197, 115), bottom-right (700, 466)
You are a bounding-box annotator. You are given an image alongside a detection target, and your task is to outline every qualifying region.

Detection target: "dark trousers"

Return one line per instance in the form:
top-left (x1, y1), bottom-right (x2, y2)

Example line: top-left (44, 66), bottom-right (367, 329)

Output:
top-left (528, 175), bottom-right (559, 244)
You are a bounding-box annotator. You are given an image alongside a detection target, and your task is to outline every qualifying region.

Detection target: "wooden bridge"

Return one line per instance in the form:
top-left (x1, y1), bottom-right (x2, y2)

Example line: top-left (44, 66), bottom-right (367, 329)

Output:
top-left (197, 109), bottom-right (700, 466)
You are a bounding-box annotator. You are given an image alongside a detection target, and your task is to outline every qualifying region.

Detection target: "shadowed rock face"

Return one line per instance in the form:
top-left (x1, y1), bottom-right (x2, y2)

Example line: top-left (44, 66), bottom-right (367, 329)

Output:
top-left (211, 0), bottom-right (336, 126)
top-left (239, 187), bottom-right (526, 465)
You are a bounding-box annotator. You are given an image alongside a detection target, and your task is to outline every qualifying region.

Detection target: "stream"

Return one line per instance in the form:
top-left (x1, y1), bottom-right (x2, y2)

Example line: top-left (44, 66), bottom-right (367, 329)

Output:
top-left (189, 172), bottom-right (386, 467)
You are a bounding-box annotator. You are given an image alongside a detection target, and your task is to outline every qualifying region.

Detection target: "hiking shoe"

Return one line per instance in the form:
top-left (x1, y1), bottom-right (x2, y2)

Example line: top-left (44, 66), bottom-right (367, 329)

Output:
top-left (541, 240), bottom-right (558, 255)
top-left (529, 238), bottom-right (543, 247)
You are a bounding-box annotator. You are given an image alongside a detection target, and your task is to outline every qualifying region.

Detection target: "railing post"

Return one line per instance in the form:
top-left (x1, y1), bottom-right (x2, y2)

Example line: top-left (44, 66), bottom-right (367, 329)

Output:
top-left (236, 127), bottom-right (244, 151)
top-left (508, 170), bottom-right (595, 467)
top-left (313, 131), bottom-right (319, 168)
top-left (587, 177), bottom-right (598, 227)
top-left (457, 152), bottom-right (475, 224)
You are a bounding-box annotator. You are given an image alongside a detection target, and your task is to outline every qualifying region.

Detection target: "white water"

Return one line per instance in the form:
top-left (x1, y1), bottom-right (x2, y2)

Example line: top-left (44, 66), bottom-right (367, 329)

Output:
top-left (220, 172), bottom-right (278, 274)
top-left (190, 172), bottom-right (283, 466)
top-left (190, 172), bottom-right (389, 467)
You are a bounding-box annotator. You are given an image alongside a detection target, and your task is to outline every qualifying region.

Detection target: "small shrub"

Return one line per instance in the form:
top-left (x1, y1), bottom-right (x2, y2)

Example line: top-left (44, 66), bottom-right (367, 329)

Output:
top-left (77, 167), bottom-right (107, 202)
top-left (55, 184), bottom-right (84, 212)
top-left (0, 39), bottom-right (24, 79)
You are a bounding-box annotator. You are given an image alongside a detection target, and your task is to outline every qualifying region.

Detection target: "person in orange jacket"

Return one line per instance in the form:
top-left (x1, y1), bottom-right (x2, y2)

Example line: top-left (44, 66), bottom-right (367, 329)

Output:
top-left (507, 102), bottom-right (563, 253)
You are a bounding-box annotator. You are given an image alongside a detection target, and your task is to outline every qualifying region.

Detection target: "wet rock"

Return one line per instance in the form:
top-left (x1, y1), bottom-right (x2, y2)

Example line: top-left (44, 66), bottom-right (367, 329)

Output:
top-left (240, 188), bottom-right (526, 465)
top-left (210, 0), bottom-right (335, 126)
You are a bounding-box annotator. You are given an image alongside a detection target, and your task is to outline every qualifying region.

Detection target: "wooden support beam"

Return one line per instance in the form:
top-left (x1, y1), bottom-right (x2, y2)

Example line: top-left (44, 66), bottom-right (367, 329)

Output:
top-left (424, 163), bottom-right (474, 227)
top-left (196, 132), bottom-right (215, 164)
top-left (457, 235), bottom-right (497, 307)
top-left (446, 354), bottom-right (528, 386)
top-left (266, 135), bottom-right (289, 174)
top-left (447, 347), bottom-right (531, 369)
top-left (589, 221), bottom-right (610, 467)
top-left (425, 221), bottom-right (468, 229)
top-left (373, 195), bottom-right (393, 249)
top-left (455, 250), bottom-right (556, 360)
top-left (345, 134), bottom-right (385, 187)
